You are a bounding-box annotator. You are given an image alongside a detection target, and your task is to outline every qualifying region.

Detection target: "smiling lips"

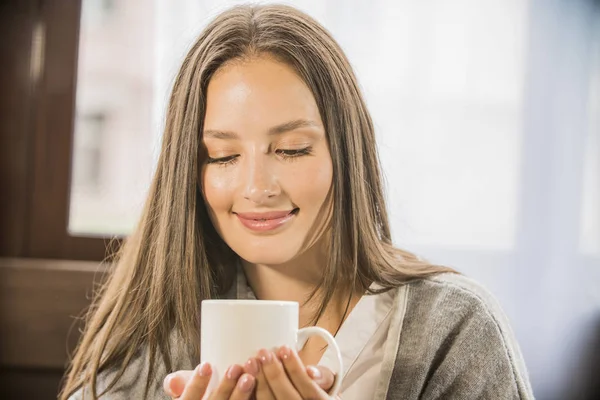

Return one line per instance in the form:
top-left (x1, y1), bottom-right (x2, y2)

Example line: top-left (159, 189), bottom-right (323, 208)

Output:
top-left (235, 209), bottom-right (298, 232)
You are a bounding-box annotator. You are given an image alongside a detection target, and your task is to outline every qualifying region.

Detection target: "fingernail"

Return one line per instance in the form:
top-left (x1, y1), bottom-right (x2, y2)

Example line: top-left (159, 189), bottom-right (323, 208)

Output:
top-left (238, 374), bottom-right (255, 392)
top-left (278, 346), bottom-right (291, 360)
top-left (163, 374), bottom-right (175, 396)
top-left (258, 349), bottom-right (273, 364)
top-left (196, 362), bottom-right (212, 377)
top-left (306, 365), bottom-right (322, 380)
top-left (165, 373), bottom-right (186, 397)
top-left (226, 364), bottom-right (243, 380)
top-left (245, 358), bottom-right (260, 375)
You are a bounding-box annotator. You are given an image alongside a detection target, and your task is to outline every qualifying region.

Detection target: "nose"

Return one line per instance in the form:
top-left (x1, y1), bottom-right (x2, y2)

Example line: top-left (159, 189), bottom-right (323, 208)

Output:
top-left (242, 155), bottom-right (281, 204)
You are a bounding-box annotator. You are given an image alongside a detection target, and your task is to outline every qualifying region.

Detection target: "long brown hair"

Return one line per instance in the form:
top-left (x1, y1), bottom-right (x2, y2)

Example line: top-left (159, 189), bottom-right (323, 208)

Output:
top-left (60, 4), bottom-right (454, 399)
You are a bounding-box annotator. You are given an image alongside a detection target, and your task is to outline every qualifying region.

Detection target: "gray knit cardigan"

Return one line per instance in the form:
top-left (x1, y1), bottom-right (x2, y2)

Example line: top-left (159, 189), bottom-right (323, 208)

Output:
top-left (70, 273), bottom-right (535, 399)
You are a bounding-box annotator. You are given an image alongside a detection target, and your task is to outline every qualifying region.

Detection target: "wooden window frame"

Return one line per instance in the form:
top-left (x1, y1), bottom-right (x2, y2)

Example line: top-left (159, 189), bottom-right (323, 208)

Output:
top-left (1, 4), bottom-right (113, 395)
top-left (1, 0), bottom-right (122, 262)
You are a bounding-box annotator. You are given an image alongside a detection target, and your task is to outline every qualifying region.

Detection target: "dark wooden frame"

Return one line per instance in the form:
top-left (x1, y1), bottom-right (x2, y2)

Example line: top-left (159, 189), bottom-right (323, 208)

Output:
top-left (0, 1), bottom-right (117, 397)
top-left (1, 0), bottom-right (122, 263)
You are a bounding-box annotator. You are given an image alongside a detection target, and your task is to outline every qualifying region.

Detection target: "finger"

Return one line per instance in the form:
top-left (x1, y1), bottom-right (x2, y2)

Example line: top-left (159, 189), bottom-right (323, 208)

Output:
top-left (209, 364), bottom-right (247, 400)
top-left (258, 348), bottom-right (302, 400)
top-left (251, 354), bottom-right (275, 400)
top-left (228, 373), bottom-right (256, 400)
top-left (180, 363), bottom-right (212, 400)
top-left (306, 365), bottom-right (336, 392)
top-left (163, 370), bottom-right (194, 398)
top-left (244, 357), bottom-right (260, 379)
top-left (276, 346), bottom-right (330, 399)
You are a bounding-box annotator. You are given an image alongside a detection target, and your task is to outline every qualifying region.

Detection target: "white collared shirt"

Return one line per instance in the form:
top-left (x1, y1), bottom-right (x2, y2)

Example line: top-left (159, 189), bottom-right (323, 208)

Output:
top-left (234, 269), bottom-right (396, 400)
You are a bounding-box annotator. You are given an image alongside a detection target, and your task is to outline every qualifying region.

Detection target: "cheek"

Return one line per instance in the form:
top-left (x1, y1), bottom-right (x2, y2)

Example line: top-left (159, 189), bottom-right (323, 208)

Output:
top-left (201, 168), bottom-right (236, 213)
top-left (289, 158), bottom-right (333, 206)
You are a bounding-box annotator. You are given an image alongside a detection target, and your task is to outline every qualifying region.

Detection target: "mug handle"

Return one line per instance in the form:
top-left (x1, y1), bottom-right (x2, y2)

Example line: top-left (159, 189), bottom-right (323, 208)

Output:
top-left (296, 327), bottom-right (343, 398)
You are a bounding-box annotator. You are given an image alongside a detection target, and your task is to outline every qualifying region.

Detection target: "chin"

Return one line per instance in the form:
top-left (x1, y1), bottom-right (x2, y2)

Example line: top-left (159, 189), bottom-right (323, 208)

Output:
top-left (235, 243), bottom-right (300, 266)
top-left (239, 252), bottom-right (295, 266)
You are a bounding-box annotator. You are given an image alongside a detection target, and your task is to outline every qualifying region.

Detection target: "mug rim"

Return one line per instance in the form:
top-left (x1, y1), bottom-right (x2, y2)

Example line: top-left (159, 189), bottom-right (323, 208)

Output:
top-left (202, 299), bottom-right (298, 306)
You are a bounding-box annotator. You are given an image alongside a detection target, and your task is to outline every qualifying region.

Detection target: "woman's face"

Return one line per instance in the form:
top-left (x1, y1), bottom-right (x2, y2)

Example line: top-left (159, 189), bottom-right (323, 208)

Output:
top-left (201, 56), bottom-right (333, 265)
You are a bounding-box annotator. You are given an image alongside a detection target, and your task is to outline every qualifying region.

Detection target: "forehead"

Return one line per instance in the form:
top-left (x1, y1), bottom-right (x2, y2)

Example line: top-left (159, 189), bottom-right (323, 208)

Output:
top-left (203, 56), bottom-right (323, 131)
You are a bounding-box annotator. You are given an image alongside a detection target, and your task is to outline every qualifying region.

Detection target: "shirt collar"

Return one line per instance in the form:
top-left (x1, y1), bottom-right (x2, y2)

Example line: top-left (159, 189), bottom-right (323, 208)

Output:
top-left (319, 284), bottom-right (395, 378)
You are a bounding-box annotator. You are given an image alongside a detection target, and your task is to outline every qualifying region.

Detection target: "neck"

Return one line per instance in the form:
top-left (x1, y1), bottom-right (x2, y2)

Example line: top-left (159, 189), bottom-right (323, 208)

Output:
top-left (241, 245), bottom-right (360, 331)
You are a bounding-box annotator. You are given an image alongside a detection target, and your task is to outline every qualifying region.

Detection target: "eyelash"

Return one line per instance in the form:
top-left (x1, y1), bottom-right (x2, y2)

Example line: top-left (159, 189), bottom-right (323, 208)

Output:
top-left (276, 146), bottom-right (313, 159)
top-left (206, 155), bottom-right (238, 166)
top-left (206, 147), bottom-right (313, 165)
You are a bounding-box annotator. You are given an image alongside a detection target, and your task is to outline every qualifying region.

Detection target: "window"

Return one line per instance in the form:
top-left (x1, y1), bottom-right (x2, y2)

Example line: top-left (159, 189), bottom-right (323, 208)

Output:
top-left (580, 35), bottom-right (600, 257)
top-left (69, 0), bottom-right (154, 236)
top-left (15, 0), bottom-right (599, 262)
top-left (72, 113), bottom-right (104, 190)
top-left (68, 0), bottom-right (527, 251)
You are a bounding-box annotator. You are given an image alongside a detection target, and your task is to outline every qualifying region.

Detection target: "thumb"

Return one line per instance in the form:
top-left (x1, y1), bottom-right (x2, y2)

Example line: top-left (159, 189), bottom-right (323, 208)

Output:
top-left (163, 370), bottom-right (194, 398)
top-left (306, 365), bottom-right (336, 392)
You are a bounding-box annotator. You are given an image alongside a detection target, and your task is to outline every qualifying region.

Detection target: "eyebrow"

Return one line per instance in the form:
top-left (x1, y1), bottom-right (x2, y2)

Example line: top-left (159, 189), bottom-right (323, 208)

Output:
top-left (203, 119), bottom-right (320, 140)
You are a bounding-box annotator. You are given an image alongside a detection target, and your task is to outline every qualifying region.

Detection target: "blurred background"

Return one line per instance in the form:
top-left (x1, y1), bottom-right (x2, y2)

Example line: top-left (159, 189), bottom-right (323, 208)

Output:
top-left (0, 0), bottom-right (598, 398)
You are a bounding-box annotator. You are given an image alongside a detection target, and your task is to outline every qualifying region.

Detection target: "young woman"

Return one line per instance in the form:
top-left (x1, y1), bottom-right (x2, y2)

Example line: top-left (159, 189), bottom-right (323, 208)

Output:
top-left (61, 4), bottom-right (534, 400)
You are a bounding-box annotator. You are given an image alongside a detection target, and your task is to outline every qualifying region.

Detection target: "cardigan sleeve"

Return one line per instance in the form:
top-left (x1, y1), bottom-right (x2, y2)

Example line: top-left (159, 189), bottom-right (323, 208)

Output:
top-left (66, 332), bottom-right (193, 400)
top-left (66, 349), bottom-right (167, 400)
top-left (386, 274), bottom-right (534, 400)
top-left (418, 293), bottom-right (532, 399)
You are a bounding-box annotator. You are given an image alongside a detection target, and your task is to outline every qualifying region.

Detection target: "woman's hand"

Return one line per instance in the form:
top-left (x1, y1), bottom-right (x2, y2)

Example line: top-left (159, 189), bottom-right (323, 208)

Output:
top-left (247, 346), bottom-right (340, 400)
top-left (164, 347), bottom-right (339, 399)
top-left (163, 362), bottom-right (255, 399)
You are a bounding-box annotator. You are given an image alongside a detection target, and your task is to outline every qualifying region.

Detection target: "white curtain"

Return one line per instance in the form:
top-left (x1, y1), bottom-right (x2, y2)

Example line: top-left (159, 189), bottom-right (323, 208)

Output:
top-left (153, 0), bottom-right (600, 397)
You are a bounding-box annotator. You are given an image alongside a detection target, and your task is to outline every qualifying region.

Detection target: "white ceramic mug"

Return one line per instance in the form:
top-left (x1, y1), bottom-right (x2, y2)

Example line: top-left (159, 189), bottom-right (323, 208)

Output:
top-left (201, 299), bottom-right (343, 398)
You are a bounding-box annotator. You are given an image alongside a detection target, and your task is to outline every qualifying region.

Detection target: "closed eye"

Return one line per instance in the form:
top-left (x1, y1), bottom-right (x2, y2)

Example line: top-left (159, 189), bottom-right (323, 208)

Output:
top-left (206, 155), bottom-right (239, 165)
top-left (276, 147), bottom-right (313, 159)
